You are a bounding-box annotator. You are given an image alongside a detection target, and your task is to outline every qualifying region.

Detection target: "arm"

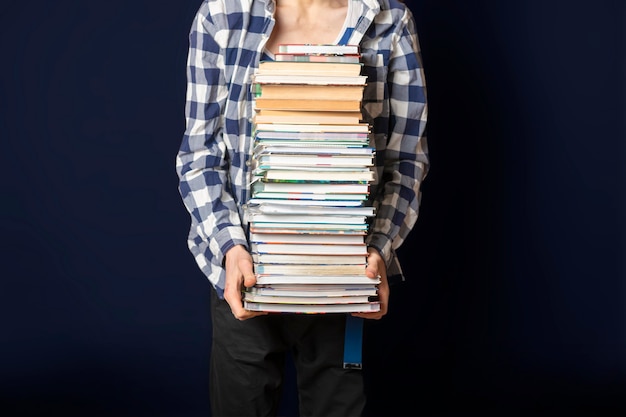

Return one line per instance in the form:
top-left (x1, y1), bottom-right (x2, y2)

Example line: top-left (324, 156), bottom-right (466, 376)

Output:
top-left (177, 9), bottom-right (247, 260)
top-left (359, 7), bottom-right (429, 319)
top-left (176, 7), bottom-right (261, 318)
top-left (366, 7), bottom-right (429, 268)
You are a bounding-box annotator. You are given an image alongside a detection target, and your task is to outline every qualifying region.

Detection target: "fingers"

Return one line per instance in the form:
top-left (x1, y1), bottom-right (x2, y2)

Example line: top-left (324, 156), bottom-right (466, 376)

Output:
top-left (224, 280), bottom-right (267, 320)
top-left (223, 245), bottom-right (266, 320)
top-left (223, 281), bottom-right (246, 318)
top-left (351, 311), bottom-right (385, 320)
top-left (356, 247), bottom-right (389, 320)
top-left (352, 279), bottom-right (388, 320)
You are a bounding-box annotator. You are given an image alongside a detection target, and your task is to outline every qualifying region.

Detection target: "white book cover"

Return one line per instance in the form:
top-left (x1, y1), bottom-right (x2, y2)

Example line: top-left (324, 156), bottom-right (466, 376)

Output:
top-left (244, 301), bottom-right (380, 314)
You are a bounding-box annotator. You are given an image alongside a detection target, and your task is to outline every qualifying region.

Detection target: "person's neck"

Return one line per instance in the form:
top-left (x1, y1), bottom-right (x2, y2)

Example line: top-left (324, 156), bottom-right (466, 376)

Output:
top-left (264, 0), bottom-right (349, 54)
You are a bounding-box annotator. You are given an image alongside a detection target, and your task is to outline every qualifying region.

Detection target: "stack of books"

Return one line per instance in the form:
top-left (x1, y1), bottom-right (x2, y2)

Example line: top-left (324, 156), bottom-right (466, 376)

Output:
top-left (243, 44), bottom-right (381, 314)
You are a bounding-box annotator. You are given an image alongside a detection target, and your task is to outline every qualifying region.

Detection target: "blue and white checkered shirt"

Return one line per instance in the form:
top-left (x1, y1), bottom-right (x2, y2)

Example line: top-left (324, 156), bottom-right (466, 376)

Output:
top-left (176, 0), bottom-right (429, 297)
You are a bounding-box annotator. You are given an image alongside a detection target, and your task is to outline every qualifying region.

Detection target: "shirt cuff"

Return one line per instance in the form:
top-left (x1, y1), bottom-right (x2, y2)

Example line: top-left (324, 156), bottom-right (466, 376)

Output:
top-left (214, 225), bottom-right (249, 265)
top-left (365, 232), bottom-right (394, 267)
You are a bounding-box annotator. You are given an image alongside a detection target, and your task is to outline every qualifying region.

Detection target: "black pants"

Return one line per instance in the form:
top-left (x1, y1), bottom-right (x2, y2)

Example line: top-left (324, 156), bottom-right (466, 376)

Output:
top-left (209, 288), bottom-right (365, 417)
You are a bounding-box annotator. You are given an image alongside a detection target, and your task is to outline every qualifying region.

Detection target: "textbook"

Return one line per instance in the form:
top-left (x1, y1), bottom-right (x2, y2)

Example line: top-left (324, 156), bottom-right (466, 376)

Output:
top-left (254, 263), bottom-right (367, 276)
top-left (248, 198), bottom-right (366, 207)
top-left (253, 144), bottom-right (373, 155)
top-left (255, 154), bottom-right (373, 168)
top-left (253, 73), bottom-right (367, 86)
top-left (243, 293), bottom-right (376, 305)
top-left (254, 83), bottom-right (365, 101)
top-left (249, 232), bottom-right (366, 245)
top-left (250, 227), bottom-right (367, 236)
top-left (248, 284), bottom-right (378, 297)
top-left (251, 253), bottom-right (367, 265)
top-left (243, 301), bottom-right (380, 314)
top-left (253, 110), bottom-right (363, 126)
top-left (254, 98), bottom-right (362, 112)
top-left (257, 60), bottom-right (363, 76)
top-left (251, 242), bottom-right (367, 255)
top-left (259, 168), bottom-right (374, 183)
top-left (254, 274), bottom-right (379, 285)
top-left (248, 214), bottom-right (367, 225)
top-left (246, 203), bottom-right (375, 216)
top-left (255, 122), bottom-right (370, 134)
top-left (250, 192), bottom-right (368, 201)
top-left (250, 181), bottom-right (370, 195)
top-left (255, 130), bottom-right (369, 143)
top-left (249, 219), bottom-right (368, 230)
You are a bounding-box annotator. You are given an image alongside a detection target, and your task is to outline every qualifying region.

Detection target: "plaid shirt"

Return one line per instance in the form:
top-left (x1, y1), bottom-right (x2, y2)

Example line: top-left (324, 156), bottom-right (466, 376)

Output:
top-left (177, 0), bottom-right (429, 297)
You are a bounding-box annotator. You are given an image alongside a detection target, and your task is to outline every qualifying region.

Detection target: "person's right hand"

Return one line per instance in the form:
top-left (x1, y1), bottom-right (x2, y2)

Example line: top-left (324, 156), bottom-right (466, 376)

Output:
top-left (223, 244), bottom-right (268, 320)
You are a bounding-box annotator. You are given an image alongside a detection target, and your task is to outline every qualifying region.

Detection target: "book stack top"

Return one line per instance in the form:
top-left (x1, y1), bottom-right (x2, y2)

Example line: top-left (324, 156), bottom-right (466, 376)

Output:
top-left (245, 44), bottom-right (380, 314)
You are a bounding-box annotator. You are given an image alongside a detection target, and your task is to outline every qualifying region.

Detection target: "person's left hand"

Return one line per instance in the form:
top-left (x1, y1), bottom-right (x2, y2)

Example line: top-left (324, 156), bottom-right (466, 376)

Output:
top-left (352, 247), bottom-right (388, 320)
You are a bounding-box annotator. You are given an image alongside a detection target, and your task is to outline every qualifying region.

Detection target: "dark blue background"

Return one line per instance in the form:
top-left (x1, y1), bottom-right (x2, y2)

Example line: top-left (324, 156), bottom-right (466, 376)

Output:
top-left (1, 1), bottom-right (624, 416)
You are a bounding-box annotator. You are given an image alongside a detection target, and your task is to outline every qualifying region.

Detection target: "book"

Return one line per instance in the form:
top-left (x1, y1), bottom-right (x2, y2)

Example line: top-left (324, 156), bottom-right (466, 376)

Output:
top-left (259, 168), bottom-right (374, 182)
top-left (243, 293), bottom-right (376, 305)
top-left (249, 214), bottom-right (367, 225)
top-left (254, 154), bottom-right (373, 168)
top-left (255, 123), bottom-right (370, 133)
top-left (250, 225), bottom-right (368, 234)
top-left (253, 144), bottom-right (373, 155)
top-left (249, 232), bottom-right (366, 245)
top-left (253, 73), bottom-right (367, 86)
top-left (254, 274), bottom-right (380, 285)
top-left (250, 192), bottom-right (368, 201)
top-left (251, 253), bottom-right (367, 265)
top-left (254, 263), bottom-right (367, 276)
top-left (248, 198), bottom-right (366, 207)
top-left (251, 242), bottom-right (367, 255)
top-left (254, 110), bottom-right (362, 125)
top-left (254, 98), bottom-right (362, 112)
top-left (251, 181), bottom-right (370, 195)
top-left (257, 60), bottom-right (363, 76)
top-left (255, 140), bottom-right (369, 148)
top-left (243, 301), bottom-right (380, 314)
top-left (248, 284), bottom-right (378, 297)
top-left (277, 44), bottom-right (360, 55)
top-left (254, 164), bottom-right (372, 172)
top-left (255, 130), bottom-right (369, 143)
top-left (247, 203), bottom-right (375, 216)
top-left (274, 53), bottom-right (361, 63)
top-left (254, 83), bottom-right (365, 101)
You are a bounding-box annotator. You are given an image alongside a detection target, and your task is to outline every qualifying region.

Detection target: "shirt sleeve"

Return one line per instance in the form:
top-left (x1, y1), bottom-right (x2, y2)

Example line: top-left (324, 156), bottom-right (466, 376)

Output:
top-left (366, 7), bottom-right (429, 267)
top-left (176, 7), bottom-right (248, 270)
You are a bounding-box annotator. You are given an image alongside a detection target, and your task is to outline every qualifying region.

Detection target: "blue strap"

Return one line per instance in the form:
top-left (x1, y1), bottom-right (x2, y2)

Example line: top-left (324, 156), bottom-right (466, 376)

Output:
top-left (343, 315), bottom-right (363, 369)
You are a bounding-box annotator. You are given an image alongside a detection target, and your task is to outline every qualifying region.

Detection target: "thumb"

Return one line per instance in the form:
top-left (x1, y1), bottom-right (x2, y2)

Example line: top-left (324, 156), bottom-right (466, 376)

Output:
top-left (365, 263), bottom-right (378, 279)
top-left (238, 257), bottom-right (257, 288)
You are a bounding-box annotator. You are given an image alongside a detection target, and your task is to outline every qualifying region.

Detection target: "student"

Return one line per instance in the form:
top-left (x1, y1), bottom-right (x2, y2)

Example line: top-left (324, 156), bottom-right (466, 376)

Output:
top-left (176, 0), bottom-right (428, 415)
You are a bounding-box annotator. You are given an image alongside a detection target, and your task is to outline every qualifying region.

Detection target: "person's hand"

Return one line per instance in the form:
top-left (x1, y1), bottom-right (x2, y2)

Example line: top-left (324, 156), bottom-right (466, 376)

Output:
top-left (223, 244), bottom-right (267, 320)
top-left (352, 247), bottom-right (389, 320)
